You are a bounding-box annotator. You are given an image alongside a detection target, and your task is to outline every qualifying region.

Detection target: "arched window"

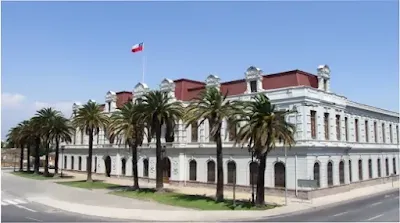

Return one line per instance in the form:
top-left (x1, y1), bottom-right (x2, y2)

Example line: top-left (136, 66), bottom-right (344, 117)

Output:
top-left (393, 158), bottom-right (397, 175)
top-left (227, 161), bottom-right (236, 184)
top-left (339, 161), bottom-right (345, 184)
top-left (349, 160), bottom-right (352, 182)
top-left (121, 158), bottom-right (126, 176)
top-left (189, 160), bottom-right (197, 181)
top-left (94, 156), bottom-right (97, 173)
top-left (377, 158), bottom-right (381, 177)
top-left (64, 156), bottom-right (67, 169)
top-left (327, 161), bottom-right (333, 186)
top-left (313, 162), bottom-right (320, 188)
top-left (368, 159), bottom-right (373, 179)
top-left (207, 160), bottom-right (216, 183)
top-left (86, 156), bottom-right (89, 171)
top-left (71, 156), bottom-right (75, 170)
top-left (143, 159), bottom-right (149, 177)
top-left (358, 159), bottom-right (363, 181)
top-left (249, 162), bottom-right (258, 185)
top-left (385, 158), bottom-right (389, 176)
top-left (78, 156), bottom-right (82, 170)
top-left (274, 162), bottom-right (286, 188)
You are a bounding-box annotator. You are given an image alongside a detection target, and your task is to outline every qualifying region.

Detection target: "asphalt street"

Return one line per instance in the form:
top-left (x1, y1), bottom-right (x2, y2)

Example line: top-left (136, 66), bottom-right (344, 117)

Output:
top-left (248, 189), bottom-right (400, 222)
top-left (1, 170), bottom-right (130, 222)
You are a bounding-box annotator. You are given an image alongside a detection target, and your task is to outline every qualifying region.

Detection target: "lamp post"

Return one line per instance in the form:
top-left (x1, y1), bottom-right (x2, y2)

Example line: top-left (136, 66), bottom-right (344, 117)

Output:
top-left (284, 145), bottom-right (288, 206)
top-left (248, 144), bottom-right (255, 205)
top-left (161, 146), bottom-right (166, 183)
top-left (61, 146), bottom-right (65, 177)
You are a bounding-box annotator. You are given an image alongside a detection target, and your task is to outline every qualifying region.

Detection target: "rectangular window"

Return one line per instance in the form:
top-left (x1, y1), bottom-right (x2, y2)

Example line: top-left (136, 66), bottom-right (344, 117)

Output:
top-left (191, 122), bottom-right (198, 142)
top-left (228, 123), bottom-right (237, 141)
top-left (397, 125), bottom-right (399, 144)
top-left (311, 110), bottom-right (317, 139)
top-left (336, 115), bottom-right (341, 140)
top-left (209, 124), bottom-right (214, 142)
top-left (365, 120), bottom-right (369, 143)
top-left (345, 117), bottom-right (349, 141)
top-left (374, 122), bottom-right (377, 143)
top-left (355, 119), bottom-right (359, 142)
top-left (73, 129), bottom-right (76, 145)
top-left (250, 81), bottom-right (257, 93)
top-left (382, 123), bottom-right (386, 143)
top-left (80, 130), bottom-right (84, 144)
top-left (107, 102), bottom-right (111, 112)
top-left (389, 124), bottom-right (393, 143)
top-left (324, 113), bottom-right (329, 140)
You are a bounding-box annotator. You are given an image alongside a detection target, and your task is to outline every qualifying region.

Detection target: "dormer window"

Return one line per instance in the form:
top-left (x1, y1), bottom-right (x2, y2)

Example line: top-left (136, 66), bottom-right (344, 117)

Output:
top-left (250, 81), bottom-right (257, 93)
top-left (245, 66), bottom-right (263, 94)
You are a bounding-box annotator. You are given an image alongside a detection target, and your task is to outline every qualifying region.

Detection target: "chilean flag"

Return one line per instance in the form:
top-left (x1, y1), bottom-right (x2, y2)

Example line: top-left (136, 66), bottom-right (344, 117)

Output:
top-left (131, 43), bottom-right (144, 53)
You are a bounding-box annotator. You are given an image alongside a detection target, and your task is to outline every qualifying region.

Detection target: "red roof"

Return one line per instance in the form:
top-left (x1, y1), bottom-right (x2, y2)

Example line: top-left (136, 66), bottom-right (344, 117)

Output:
top-left (99, 69), bottom-right (318, 105)
top-left (116, 91), bottom-right (133, 108)
top-left (173, 69), bottom-right (318, 101)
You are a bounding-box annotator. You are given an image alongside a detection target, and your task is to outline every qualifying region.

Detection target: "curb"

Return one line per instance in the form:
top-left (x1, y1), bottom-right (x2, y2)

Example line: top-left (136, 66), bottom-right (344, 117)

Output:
top-left (231, 187), bottom-right (400, 222)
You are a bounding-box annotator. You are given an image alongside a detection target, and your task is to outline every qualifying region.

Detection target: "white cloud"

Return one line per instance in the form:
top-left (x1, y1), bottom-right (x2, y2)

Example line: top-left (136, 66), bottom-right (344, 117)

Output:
top-left (33, 101), bottom-right (74, 118)
top-left (1, 93), bottom-right (26, 109)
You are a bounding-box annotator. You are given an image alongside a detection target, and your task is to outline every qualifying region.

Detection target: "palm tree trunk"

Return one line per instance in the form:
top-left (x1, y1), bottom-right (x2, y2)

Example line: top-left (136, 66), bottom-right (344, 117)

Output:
top-left (44, 143), bottom-right (50, 176)
top-left (34, 138), bottom-right (40, 174)
top-left (86, 129), bottom-right (93, 182)
top-left (155, 124), bottom-right (164, 190)
top-left (215, 126), bottom-right (224, 202)
top-left (255, 152), bottom-right (267, 206)
top-left (131, 143), bottom-right (139, 190)
top-left (54, 138), bottom-right (60, 175)
top-left (19, 145), bottom-right (24, 172)
top-left (27, 146), bottom-right (31, 172)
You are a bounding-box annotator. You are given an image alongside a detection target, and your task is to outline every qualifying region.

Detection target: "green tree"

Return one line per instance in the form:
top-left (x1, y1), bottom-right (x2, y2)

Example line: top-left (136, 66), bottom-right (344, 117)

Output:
top-left (7, 124), bottom-right (24, 171)
top-left (234, 94), bottom-right (295, 206)
top-left (108, 101), bottom-right (145, 189)
top-left (72, 100), bottom-right (109, 182)
top-left (32, 108), bottom-right (63, 176)
top-left (17, 120), bottom-right (37, 172)
top-left (49, 115), bottom-right (73, 175)
top-left (184, 87), bottom-right (241, 201)
top-left (139, 91), bottom-right (183, 190)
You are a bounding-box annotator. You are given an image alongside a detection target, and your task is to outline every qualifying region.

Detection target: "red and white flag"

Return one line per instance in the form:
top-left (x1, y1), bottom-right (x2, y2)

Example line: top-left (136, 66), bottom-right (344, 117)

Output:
top-left (131, 42), bottom-right (144, 53)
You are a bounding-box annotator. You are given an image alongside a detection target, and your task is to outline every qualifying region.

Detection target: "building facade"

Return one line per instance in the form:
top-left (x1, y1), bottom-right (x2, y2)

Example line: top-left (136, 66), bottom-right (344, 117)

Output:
top-left (60, 65), bottom-right (399, 198)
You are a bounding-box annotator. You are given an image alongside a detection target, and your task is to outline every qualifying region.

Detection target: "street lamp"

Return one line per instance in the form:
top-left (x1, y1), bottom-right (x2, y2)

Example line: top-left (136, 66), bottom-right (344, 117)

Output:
top-left (248, 143), bottom-right (255, 205)
top-left (61, 146), bottom-right (65, 177)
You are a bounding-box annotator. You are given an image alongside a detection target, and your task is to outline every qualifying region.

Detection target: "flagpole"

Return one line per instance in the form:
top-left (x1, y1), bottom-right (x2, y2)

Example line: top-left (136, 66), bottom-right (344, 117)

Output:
top-left (142, 55), bottom-right (145, 84)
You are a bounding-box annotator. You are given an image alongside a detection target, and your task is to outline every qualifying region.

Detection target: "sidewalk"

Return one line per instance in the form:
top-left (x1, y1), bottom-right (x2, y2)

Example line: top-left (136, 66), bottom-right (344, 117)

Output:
top-left (56, 170), bottom-right (299, 206)
top-left (26, 170), bottom-right (398, 221)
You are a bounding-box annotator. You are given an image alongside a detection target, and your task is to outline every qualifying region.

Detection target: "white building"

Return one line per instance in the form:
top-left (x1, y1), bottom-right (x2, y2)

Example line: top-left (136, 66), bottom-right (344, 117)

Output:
top-left (60, 65), bottom-right (399, 199)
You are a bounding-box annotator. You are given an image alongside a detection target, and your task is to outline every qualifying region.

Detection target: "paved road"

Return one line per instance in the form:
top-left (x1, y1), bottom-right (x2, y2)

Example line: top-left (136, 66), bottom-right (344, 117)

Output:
top-left (249, 189), bottom-right (399, 222)
top-left (1, 170), bottom-right (130, 222)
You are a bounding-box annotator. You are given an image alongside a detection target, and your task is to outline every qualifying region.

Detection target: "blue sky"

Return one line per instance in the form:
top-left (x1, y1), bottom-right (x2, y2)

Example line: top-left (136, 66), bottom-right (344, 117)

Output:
top-left (1, 1), bottom-right (399, 140)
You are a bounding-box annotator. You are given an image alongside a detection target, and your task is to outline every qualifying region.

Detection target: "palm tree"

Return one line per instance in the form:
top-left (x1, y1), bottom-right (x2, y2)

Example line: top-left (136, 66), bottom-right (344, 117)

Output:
top-left (108, 101), bottom-right (145, 189)
top-left (7, 124), bottom-right (24, 171)
top-left (32, 108), bottom-right (62, 176)
top-left (28, 117), bottom-right (44, 175)
top-left (139, 91), bottom-right (183, 190)
top-left (184, 87), bottom-right (241, 201)
top-left (49, 115), bottom-right (73, 176)
top-left (234, 94), bottom-right (295, 206)
top-left (72, 100), bottom-right (109, 182)
top-left (17, 120), bottom-right (37, 172)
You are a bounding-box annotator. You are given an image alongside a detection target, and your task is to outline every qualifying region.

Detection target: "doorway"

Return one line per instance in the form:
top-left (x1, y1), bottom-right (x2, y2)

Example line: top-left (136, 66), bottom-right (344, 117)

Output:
top-left (104, 156), bottom-right (111, 177)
